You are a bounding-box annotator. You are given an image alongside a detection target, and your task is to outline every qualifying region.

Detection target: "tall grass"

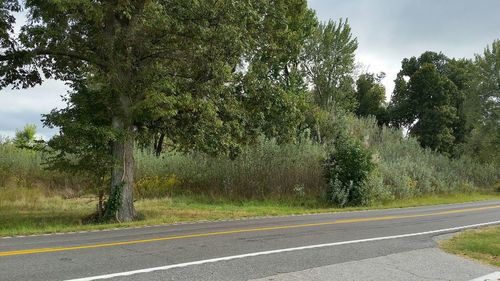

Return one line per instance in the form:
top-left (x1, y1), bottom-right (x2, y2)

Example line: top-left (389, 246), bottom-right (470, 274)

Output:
top-left (0, 142), bottom-right (91, 197)
top-left (135, 139), bottom-right (326, 200)
top-left (346, 116), bottom-right (499, 202)
top-left (0, 116), bottom-right (498, 205)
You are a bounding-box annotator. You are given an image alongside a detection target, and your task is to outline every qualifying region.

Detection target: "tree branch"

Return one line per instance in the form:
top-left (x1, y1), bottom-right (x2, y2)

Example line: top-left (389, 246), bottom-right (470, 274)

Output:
top-left (0, 48), bottom-right (106, 68)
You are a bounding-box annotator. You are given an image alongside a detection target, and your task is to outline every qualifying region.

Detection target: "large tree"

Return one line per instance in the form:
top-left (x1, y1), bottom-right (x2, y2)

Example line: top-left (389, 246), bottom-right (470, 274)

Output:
top-left (389, 52), bottom-right (469, 156)
top-left (1, 0), bottom-right (314, 221)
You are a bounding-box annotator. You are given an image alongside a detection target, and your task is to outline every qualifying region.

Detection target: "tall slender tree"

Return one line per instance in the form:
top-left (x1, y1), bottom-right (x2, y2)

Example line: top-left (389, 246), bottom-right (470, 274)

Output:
top-left (302, 19), bottom-right (358, 111)
top-left (464, 40), bottom-right (500, 163)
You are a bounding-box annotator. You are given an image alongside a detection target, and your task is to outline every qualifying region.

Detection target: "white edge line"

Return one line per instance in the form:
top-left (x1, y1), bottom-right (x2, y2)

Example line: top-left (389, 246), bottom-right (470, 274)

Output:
top-left (470, 271), bottom-right (500, 281)
top-left (65, 220), bottom-right (500, 281)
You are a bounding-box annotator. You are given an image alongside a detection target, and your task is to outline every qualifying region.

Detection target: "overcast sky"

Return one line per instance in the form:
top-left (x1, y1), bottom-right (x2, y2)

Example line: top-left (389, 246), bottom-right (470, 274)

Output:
top-left (1, 0), bottom-right (499, 139)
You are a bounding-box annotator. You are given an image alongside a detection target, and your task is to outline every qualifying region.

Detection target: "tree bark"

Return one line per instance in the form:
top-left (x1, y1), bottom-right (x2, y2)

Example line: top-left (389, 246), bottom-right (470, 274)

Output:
top-left (154, 132), bottom-right (165, 157)
top-left (109, 116), bottom-right (136, 222)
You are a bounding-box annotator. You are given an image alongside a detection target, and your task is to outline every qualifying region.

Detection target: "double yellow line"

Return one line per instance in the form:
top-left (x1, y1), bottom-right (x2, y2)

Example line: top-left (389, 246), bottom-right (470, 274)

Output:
top-left (1, 205), bottom-right (499, 257)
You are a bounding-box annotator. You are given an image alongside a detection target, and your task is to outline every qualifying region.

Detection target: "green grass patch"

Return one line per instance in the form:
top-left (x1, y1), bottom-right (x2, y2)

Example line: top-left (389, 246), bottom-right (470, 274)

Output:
top-left (1, 187), bottom-right (499, 237)
top-left (441, 226), bottom-right (500, 267)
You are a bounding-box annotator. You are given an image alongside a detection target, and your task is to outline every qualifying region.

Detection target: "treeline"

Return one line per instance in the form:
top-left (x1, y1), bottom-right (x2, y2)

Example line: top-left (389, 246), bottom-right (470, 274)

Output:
top-left (0, 1), bottom-right (498, 221)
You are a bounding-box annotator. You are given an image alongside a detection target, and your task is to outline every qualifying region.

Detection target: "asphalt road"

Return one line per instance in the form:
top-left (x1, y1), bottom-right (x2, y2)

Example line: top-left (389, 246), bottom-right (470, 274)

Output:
top-left (0, 200), bottom-right (499, 281)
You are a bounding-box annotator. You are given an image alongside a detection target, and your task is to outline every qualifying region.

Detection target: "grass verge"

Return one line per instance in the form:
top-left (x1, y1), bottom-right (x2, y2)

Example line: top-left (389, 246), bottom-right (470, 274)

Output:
top-left (1, 188), bottom-right (499, 237)
top-left (440, 226), bottom-right (500, 267)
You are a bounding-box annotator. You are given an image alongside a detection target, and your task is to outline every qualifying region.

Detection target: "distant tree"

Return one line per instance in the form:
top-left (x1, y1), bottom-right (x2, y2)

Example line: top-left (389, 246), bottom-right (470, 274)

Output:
top-left (463, 40), bottom-right (500, 164)
top-left (302, 19), bottom-right (358, 111)
top-left (14, 124), bottom-right (43, 149)
top-left (355, 72), bottom-right (387, 125)
top-left (389, 52), bottom-right (469, 156)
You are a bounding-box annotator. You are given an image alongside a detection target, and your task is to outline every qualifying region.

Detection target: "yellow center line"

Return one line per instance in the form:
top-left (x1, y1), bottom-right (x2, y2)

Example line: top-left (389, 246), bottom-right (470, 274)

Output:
top-left (1, 205), bottom-right (499, 257)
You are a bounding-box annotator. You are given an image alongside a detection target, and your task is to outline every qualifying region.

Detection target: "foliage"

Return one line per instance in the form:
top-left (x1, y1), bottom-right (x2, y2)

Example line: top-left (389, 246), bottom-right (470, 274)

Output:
top-left (2, 112), bottom-right (498, 205)
top-left (13, 124), bottom-right (44, 150)
top-left (302, 19), bottom-right (358, 111)
top-left (1, 0), bottom-right (320, 221)
top-left (389, 52), bottom-right (470, 156)
top-left (0, 0), bottom-right (20, 48)
top-left (346, 116), bottom-right (499, 199)
top-left (323, 134), bottom-right (374, 207)
top-left (303, 105), bottom-right (349, 144)
top-left (463, 40), bottom-right (500, 164)
top-left (1, 2), bottom-right (498, 220)
top-left (355, 72), bottom-right (388, 125)
top-left (0, 141), bottom-right (91, 194)
top-left (43, 83), bottom-right (115, 217)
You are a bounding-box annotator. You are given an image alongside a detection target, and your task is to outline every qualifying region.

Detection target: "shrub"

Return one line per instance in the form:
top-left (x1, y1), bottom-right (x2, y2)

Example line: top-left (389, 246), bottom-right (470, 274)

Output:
top-left (363, 170), bottom-right (394, 204)
top-left (324, 135), bottom-right (374, 207)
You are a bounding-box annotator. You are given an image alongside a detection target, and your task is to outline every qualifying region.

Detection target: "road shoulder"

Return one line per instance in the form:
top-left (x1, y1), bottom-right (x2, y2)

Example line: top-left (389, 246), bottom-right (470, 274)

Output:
top-left (248, 247), bottom-right (497, 281)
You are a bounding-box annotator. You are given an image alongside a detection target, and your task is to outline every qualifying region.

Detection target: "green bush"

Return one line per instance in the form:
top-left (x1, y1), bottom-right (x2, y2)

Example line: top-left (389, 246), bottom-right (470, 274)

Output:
top-left (324, 136), bottom-right (374, 207)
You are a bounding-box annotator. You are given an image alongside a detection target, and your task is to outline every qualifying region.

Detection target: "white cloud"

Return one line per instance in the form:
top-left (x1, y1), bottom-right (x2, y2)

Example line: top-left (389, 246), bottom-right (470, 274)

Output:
top-left (0, 80), bottom-right (68, 137)
top-left (2, 1), bottom-right (500, 138)
top-left (309, 0), bottom-right (500, 101)
top-left (0, 80), bottom-right (68, 113)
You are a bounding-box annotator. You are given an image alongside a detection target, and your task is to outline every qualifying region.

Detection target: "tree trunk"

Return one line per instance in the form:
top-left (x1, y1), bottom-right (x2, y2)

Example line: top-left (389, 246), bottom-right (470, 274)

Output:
top-left (154, 132), bottom-right (165, 157)
top-left (108, 116), bottom-right (136, 222)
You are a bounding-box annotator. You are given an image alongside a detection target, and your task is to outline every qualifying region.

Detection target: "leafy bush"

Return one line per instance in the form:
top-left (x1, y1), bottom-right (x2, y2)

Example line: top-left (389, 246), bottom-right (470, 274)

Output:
top-left (324, 135), bottom-right (374, 207)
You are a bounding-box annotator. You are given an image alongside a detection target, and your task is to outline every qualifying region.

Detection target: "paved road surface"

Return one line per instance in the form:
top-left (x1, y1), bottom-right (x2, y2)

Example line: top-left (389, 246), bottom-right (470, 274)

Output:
top-left (0, 200), bottom-right (499, 281)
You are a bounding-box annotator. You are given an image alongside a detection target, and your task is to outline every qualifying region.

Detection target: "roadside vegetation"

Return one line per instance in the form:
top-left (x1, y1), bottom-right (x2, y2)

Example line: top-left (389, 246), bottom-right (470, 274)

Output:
top-left (1, 186), bottom-right (498, 237)
top-left (1, 116), bottom-right (498, 204)
top-left (0, 1), bottom-right (498, 235)
top-left (1, 115), bottom-right (499, 236)
top-left (441, 226), bottom-right (500, 267)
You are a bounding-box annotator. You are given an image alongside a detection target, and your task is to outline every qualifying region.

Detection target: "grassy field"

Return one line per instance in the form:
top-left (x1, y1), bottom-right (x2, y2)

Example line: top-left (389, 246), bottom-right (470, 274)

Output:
top-left (441, 226), bottom-right (500, 267)
top-left (1, 187), bottom-right (499, 237)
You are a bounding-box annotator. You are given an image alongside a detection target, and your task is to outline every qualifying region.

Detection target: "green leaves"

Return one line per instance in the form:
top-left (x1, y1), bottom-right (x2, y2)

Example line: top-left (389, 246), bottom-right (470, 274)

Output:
top-left (389, 52), bottom-right (468, 156)
top-left (302, 19), bottom-right (358, 111)
top-left (463, 40), bottom-right (500, 164)
top-left (355, 72), bottom-right (387, 125)
top-left (324, 134), bottom-right (374, 207)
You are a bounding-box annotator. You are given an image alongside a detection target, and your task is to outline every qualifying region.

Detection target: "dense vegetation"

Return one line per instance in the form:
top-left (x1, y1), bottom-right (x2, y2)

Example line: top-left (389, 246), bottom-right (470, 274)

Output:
top-left (1, 115), bottom-right (497, 204)
top-left (0, 1), bottom-right (498, 223)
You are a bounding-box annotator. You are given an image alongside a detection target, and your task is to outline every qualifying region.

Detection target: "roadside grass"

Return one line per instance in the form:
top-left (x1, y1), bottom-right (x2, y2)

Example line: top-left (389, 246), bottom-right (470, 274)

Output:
top-left (1, 187), bottom-right (499, 237)
top-left (440, 226), bottom-right (500, 267)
